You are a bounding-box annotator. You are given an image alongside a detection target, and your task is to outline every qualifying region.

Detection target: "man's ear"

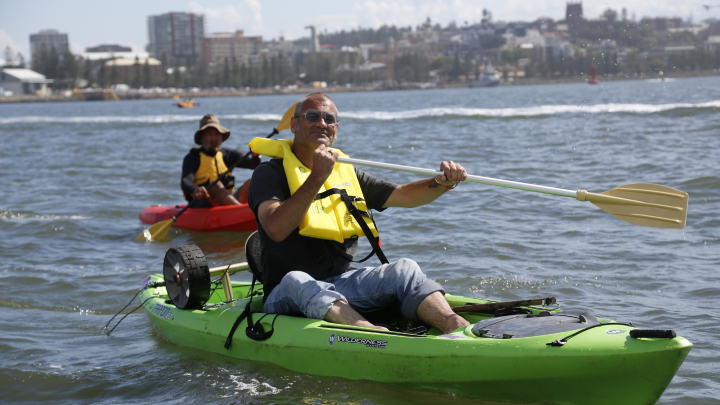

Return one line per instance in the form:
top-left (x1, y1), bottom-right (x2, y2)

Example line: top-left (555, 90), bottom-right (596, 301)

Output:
top-left (290, 117), bottom-right (297, 134)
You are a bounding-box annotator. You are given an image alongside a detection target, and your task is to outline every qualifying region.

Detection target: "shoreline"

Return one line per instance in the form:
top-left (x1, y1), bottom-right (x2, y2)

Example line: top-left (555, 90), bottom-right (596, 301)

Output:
top-left (1, 70), bottom-right (718, 104)
top-left (501, 70), bottom-right (720, 87)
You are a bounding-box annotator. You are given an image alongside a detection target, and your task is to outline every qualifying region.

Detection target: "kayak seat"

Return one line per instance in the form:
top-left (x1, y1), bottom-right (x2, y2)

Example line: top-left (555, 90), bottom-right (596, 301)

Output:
top-left (244, 232), bottom-right (305, 319)
top-left (244, 231), bottom-right (404, 325)
top-left (245, 231), bottom-right (264, 283)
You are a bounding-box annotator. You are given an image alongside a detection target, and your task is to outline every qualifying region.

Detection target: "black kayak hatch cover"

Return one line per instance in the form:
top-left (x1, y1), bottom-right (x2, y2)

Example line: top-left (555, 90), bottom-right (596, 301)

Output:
top-left (471, 309), bottom-right (600, 339)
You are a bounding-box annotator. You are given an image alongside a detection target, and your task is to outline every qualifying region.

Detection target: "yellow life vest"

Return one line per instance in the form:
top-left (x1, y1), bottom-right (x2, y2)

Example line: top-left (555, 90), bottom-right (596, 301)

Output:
top-left (192, 150), bottom-right (235, 193)
top-left (249, 138), bottom-right (379, 243)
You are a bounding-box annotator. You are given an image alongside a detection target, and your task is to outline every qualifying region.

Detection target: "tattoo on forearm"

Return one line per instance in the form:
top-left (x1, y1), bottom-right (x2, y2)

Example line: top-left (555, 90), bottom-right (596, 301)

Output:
top-left (428, 181), bottom-right (440, 189)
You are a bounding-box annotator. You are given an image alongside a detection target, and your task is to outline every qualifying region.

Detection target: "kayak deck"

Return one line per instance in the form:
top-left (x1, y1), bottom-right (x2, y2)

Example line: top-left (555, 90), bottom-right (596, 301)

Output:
top-left (138, 204), bottom-right (256, 232)
top-left (139, 274), bottom-right (691, 404)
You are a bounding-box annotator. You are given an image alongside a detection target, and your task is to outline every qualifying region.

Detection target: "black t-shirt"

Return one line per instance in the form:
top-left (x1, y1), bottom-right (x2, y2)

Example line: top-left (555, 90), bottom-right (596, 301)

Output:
top-left (248, 158), bottom-right (397, 299)
top-left (181, 147), bottom-right (260, 200)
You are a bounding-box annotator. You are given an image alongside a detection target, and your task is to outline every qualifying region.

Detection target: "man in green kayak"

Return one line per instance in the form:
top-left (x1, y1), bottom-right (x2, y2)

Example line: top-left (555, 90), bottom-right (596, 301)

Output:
top-left (248, 93), bottom-right (470, 334)
top-left (182, 114), bottom-right (261, 207)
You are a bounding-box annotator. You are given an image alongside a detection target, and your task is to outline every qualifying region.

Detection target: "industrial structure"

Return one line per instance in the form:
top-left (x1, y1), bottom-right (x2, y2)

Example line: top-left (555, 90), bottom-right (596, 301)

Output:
top-left (305, 26), bottom-right (320, 53)
top-left (0, 68), bottom-right (52, 95)
top-left (83, 44), bottom-right (141, 61)
top-left (103, 58), bottom-right (162, 83)
top-left (199, 30), bottom-right (262, 66)
top-left (86, 44), bottom-right (132, 53)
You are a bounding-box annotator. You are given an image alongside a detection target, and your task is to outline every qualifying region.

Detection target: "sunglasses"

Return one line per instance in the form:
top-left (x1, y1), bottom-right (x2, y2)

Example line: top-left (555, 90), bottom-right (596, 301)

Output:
top-left (295, 109), bottom-right (339, 126)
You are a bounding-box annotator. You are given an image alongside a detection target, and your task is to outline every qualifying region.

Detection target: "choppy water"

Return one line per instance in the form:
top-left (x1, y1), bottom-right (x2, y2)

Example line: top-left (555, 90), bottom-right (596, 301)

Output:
top-left (1, 78), bottom-right (719, 404)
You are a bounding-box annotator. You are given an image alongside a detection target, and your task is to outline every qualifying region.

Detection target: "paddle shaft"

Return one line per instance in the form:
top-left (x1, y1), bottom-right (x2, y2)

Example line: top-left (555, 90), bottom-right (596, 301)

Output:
top-left (336, 157), bottom-right (577, 198)
top-left (172, 128), bottom-right (280, 221)
top-left (452, 297), bottom-right (556, 313)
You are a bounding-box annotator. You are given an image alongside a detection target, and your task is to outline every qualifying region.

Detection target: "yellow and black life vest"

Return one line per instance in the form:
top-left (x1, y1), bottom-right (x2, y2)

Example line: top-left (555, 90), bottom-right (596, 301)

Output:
top-left (249, 138), bottom-right (381, 245)
top-left (191, 150), bottom-right (235, 197)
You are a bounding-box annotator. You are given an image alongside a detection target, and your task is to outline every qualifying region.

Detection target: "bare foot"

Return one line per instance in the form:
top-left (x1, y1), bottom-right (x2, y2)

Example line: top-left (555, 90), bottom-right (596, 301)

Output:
top-left (358, 321), bottom-right (389, 331)
top-left (324, 300), bottom-right (388, 331)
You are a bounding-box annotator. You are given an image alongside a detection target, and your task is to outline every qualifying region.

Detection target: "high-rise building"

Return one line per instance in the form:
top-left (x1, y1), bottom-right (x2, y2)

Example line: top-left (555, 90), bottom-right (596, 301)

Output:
top-left (147, 12), bottom-right (204, 65)
top-left (29, 29), bottom-right (69, 60)
top-left (200, 30), bottom-right (262, 66)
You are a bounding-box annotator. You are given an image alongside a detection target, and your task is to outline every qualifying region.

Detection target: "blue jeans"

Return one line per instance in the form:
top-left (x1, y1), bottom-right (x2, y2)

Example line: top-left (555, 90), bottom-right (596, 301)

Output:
top-left (263, 258), bottom-right (444, 321)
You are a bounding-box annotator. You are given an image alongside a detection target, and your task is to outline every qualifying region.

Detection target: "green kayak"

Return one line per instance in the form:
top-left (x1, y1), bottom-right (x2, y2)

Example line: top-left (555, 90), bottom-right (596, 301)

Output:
top-left (139, 246), bottom-right (691, 405)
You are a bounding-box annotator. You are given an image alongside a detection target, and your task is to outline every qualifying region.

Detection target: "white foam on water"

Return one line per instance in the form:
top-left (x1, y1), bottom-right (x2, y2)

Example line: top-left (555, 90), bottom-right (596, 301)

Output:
top-left (0, 209), bottom-right (92, 221)
top-left (342, 100), bottom-right (720, 120)
top-left (228, 376), bottom-right (281, 397)
top-left (1, 101), bottom-right (717, 124)
top-left (223, 113), bottom-right (283, 121)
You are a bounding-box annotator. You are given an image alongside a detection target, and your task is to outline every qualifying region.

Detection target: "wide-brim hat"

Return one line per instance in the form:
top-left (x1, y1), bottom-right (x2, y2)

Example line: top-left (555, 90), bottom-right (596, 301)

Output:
top-left (194, 114), bottom-right (230, 145)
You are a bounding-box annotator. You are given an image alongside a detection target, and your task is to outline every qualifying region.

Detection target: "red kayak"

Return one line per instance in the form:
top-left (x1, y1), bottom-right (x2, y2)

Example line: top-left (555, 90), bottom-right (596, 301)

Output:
top-left (139, 204), bottom-right (256, 232)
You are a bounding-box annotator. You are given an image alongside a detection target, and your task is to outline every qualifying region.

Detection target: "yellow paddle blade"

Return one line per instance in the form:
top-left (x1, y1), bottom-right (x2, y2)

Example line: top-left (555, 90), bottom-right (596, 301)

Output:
top-left (576, 183), bottom-right (688, 229)
top-left (276, 103), bottom-right (296, 132)
top-left (134, 219), bottom-right (174, 242)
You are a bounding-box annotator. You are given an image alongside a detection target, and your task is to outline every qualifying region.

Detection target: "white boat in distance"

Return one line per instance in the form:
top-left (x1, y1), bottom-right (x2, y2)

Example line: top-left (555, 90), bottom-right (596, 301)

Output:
top-left (472, 65), bottom-right (502, 87)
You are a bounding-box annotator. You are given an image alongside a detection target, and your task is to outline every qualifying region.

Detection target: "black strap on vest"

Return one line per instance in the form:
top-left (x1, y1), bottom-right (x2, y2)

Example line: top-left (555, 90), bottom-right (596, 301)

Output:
top-left (315, 188), bottom-right (388, 265)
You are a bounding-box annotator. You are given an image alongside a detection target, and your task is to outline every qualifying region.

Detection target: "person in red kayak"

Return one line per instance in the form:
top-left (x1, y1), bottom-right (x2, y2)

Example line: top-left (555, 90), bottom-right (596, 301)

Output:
top-left (248, 93), bottom-right (470, 334)
top-left (182, 114), bottom-right (261, 207)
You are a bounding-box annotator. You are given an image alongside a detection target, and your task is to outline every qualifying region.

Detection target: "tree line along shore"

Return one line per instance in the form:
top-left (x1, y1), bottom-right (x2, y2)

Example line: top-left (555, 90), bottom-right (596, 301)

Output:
top-left (4, 3), bottom-right (720, 103)
top-left (1, 69), bottom-right (718, 104)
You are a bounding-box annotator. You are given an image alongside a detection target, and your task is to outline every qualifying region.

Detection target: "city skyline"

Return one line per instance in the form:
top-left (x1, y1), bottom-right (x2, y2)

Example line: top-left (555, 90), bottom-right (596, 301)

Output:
top-left (2, 0), bottom-right (719, 61)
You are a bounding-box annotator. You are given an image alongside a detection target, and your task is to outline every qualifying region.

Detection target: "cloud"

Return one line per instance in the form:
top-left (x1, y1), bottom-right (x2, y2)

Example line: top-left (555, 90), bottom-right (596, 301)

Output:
top-left (300, 0), bottom-right (483, 36)
top-left (301, 0), bottom-right (709, 36)
top-left (0, 29), bottom-right (30, 66)
top-left (188, 0), bottom-right (264, 34)
top-left (303, 0), bottom-right (524, 33)
top-left (69, 42), bottom-right (85, 54)
top-left (245, 0), bottom-right (263, 27)
top-left (352, 1), bottom-right (486, 28)
top-left (0, 29), bottom-right (21, 53)
top-left (554, 0), bottom-right (691, 20)
top-left (126, 43), bottom-right (149, 54)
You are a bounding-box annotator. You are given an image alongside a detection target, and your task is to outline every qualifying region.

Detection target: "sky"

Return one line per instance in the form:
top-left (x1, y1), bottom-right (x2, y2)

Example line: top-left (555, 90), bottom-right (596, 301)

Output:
top-left (2, 0), bottom-right (719, 61)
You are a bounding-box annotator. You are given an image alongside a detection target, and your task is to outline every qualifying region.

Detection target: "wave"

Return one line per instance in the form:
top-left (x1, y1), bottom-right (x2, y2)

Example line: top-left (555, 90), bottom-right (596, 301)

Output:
top-left (342, 100), bottom-right (720, 120)
top-left (223, 113), bottom-right (283, 121)
top-left (1, 101), bottom-right (717, 124)
top-left (0, 209), bottom-right (92, 221)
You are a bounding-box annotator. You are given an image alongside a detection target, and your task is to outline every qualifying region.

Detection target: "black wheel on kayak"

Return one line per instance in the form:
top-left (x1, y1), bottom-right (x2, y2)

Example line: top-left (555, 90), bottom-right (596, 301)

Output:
top-left (163, 245), bottom-right (211, 309)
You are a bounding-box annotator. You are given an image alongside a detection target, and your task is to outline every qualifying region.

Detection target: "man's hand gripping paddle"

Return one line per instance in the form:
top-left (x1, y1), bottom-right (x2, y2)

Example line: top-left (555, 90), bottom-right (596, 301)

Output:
top-left (135, 104), bottom-right (296, 242)
top-left (335, 157), bottom-right (689, 229)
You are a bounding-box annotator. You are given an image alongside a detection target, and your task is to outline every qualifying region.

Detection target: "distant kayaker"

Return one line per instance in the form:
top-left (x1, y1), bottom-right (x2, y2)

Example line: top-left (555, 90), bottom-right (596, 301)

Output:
top-left (248, 93), bottom-right (470, 334)
top-left (181, 114), bottom-right (260, 206)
